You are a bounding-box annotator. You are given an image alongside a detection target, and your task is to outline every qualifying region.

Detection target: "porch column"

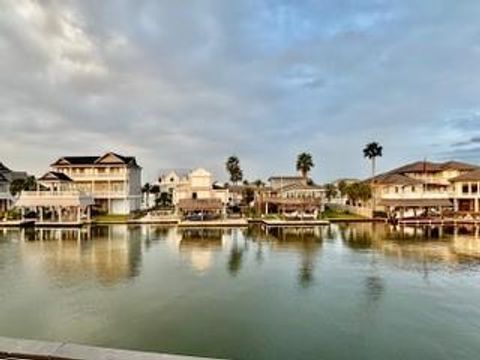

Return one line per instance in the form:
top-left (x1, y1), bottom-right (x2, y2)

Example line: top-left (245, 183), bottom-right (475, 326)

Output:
top-left (77, 207), bottom-right (81, 222)
top-left (475, 199), bottom-right (479, 214)
top-left (39, 207), bottom-right (44, 222)
top-left (87, 206), bottom-right (91, 221)
top-left (265, 202), bottom-right (268, 215)
top-left (58, 207), bottom-right (62, 223)
top-left (21, 207), bottom-right (25, 220)
top-left (453, 199), bottom-right (459, 212)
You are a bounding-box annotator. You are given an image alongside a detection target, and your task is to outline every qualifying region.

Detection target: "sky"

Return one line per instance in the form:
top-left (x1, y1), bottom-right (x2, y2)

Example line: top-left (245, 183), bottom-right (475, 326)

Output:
top-left (1, 0), bottom-right (480, 183)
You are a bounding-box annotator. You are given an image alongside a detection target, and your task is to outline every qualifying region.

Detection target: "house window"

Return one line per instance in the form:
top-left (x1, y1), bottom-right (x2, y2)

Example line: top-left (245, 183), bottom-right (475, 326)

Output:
top-left (472, 184), bottom-right (478, 194)
top-left (395, 187), bottom-right (399, 193)
top-left (170, 177), bottom-right (175, 182)
top-left (192, 192), bottom-right (198, 199)
top-left (411, 186), bottom-right (416, 192)
top-left (462, 183), bottom-right (470, 194)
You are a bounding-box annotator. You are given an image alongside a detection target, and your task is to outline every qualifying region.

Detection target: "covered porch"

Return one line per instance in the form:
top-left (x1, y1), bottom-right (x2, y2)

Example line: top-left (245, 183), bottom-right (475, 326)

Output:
top-left (379, 198), bottom-right (453, 219)
top-left (177, 198), bottom-right (226, 220)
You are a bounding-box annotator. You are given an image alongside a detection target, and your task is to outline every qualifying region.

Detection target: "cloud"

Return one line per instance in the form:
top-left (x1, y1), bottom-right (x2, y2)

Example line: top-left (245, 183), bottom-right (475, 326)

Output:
top-left (1, 0), bottom-right (480, 182)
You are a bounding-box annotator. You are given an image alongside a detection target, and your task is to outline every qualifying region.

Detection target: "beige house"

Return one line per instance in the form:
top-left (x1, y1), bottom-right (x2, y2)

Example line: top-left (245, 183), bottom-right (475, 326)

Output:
top-left (450, 169), bottom-right (480, 212)
top-left (16, 171), bottom-right (94, 224)
top-left (50, 152), bottom-right (142, 214)
top-left (157, 169), bottom-right (191, 194)
top-left (172, 168), bottom-right (229, 217)
top-left (370, 161), bottom-right (479, 217)
top-left (257, 176), bottom-right (325, 217)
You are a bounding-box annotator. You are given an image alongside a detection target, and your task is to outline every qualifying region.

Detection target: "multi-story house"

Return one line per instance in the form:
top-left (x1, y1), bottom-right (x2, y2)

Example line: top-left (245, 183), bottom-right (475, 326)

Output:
top-left (256, 176), bottom-right (325, 217)
top-left (50, 152), bottom-right (142, 214)
top-left (370, 160), bottom-right (479, 216)
top-left (172, 168), bottom-right (229, 217)
top-left (157, 169), bottom-right (191, 194)
top-left (450, 169), bottom-right (480, 213)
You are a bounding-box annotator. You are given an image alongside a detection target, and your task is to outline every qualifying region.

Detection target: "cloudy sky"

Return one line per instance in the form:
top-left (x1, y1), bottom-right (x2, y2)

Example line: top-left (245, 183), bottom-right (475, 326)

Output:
top-left (1, 0), bottom-right (480, 183)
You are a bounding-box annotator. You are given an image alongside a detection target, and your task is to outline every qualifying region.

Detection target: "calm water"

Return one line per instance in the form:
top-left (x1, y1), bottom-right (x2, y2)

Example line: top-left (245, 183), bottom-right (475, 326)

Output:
top-left (0, 224), bottom-right (479, 360)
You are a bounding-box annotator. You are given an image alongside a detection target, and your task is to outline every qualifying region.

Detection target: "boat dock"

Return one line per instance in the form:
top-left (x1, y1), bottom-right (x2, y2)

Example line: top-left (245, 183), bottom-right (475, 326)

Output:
top-left (0, 336), bottom-right (222, 360)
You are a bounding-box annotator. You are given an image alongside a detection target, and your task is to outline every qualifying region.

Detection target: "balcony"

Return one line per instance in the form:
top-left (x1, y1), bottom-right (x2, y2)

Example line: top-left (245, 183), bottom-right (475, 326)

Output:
top-left (381, 191), bottom-right (452, 200)
top-left (16, 190), bottom-right (94, 207)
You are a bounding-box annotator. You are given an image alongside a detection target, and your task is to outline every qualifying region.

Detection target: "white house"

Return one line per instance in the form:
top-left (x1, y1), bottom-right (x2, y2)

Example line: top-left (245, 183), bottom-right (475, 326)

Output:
top-left (50, 152), bottom-right (142, 215)
top-left (171, 168), bottom-right (229, 217)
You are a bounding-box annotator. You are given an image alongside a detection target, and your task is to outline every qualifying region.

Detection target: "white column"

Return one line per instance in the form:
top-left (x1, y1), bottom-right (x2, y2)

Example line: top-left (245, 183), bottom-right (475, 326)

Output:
top-left (58, 207), bottom-right (62, 223)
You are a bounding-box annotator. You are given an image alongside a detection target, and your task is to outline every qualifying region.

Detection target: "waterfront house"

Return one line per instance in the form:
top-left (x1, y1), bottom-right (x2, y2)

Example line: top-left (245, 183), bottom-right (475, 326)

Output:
top-left (50, 152), bottom-right (142, 214)
top-left (369, 160), bottom-right (479, 217)
top-left (0, 162), bottom-right (28, 212)
top-left (256, 176), bottom-right (325, 218)
top-left (15, 171), bottom-right (94, 224)
top-left (450, 169), bottom-right (480, 213)
top-left (157, 169), bottom-right (191, 194)
top-left (172, 168), bottom-right (229, 218)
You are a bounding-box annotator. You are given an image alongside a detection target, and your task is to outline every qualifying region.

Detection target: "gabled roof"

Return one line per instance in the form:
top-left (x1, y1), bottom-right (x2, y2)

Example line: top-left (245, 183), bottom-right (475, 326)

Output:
top-left (439, 161), bottom-right (479, 171)
top-left (0, 162), bottom-right (12, 173)
top-left (39, 171), bottom-right (73, 182)
top-left (268, 176), bottom-right (305, 181)
top-left (279, 183), bottom-right (324, 192)
top-left (158, 168), bottom-right (192, 179)
top-left (370, 173), bottom-right (423, 186)
top-left (51, 152), bottom-right (140, 167)
top-left (450, 169), bottom-right (480, 182)
top-left (389, 161), bottom-right (443, 174)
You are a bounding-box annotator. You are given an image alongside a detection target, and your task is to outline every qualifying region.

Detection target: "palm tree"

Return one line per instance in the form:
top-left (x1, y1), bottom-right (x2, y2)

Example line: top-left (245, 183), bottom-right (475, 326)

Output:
top-left (253, 179), bottom-right (265, 188)
top-left (9, 176), bottom-right (37, 196)
top-left (363, 142), bottom-right (383, 178)
top-left (296, 152), bottom-right (314, 180)
top-left (142, 183), bottom-right (151, 208)
top-left (226, 155), bottom-right (243, 184)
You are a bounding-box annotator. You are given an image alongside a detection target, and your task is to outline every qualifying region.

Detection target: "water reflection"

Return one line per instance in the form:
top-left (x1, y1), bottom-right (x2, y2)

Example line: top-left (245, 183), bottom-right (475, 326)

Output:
top-left (340, 223), bottom-right (480, 270)
top-left (14, 226), bottom-right (142, 285)
top-left (178, 228), bottom-right (224, 273)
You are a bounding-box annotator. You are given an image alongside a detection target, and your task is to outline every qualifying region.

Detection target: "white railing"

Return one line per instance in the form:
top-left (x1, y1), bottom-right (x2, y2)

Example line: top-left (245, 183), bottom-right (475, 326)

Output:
top-left (19, 190), bottom-right (89, 198)
top-left (381, 192), bottom-right (452, 200)
top-left (64, 173), bottom-right (127, 180)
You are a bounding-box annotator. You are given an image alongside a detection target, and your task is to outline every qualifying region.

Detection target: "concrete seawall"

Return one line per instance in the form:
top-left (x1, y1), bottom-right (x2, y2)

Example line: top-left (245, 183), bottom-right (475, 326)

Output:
top-left (0, 336), bottom-right (223, 360)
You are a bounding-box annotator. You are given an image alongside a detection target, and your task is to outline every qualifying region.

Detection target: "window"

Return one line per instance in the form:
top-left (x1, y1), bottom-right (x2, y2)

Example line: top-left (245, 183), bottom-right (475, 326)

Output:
top-left (462, 183), bottom-right (469, 194)
top-left (395, 187), bottom-right (399, 193)
top-left (411, 186), bottom-right (416, 192)
top-left (170, 177), bottom-right (175, 182)
top-left (192, 192), bottom-right (198, 199)
top-left (472, 184), bottom-right (478, 194)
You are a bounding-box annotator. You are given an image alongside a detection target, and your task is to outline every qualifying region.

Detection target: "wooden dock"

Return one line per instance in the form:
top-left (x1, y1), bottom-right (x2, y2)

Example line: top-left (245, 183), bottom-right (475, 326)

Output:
top-left (260, 219), bottom-right (330, 227)
top-left (0, 336), bottom-right (222, 360)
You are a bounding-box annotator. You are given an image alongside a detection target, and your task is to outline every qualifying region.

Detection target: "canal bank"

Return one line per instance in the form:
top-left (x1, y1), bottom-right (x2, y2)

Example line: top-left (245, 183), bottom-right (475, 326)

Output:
top-left (0, 336), bottom-right (222, 360)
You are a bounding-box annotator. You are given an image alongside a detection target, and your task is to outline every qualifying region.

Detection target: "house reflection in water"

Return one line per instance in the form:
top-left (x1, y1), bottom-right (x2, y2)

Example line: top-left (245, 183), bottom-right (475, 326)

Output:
top-left (340, 223), bottom-right (480, 271)
top-left (265, 226), bottom-right (324, 288)
top-left (17, 225), bottom-right (143, 285)
top-left (176, 228), bottom-right (225, 273)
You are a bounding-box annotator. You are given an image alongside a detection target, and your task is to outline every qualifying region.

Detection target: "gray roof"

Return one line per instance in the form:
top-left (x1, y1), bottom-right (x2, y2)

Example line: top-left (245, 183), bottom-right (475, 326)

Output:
top-left (158, 168), bottom-right (191, 179)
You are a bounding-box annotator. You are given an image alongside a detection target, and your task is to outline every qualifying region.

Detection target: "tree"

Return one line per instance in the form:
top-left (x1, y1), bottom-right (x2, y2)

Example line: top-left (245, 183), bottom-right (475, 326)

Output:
top-left (156, 192), bottom-right (173, 207)
top-left (9, 176), bottom-right (37, 196)
top-left (226, 155), bottom-right (243, 184)
top-left (363, 142), bottom-right (383, 178)
top-left (345, 182), bottom-right (372, 205)
top-left (142, 183), bottom-right (151, 208)
top-left (324, 183), bottom-right (338, 202)
top-left (296, 152), bottom-right (314, 179)
top-left (150, 185), bottom-right (161, 204)
top-left (363, 142), bottom-right (383, 211)
top-left (338, 180), bottom-right (348, 198)
top-left (253, 179), bottom-right (265, 188)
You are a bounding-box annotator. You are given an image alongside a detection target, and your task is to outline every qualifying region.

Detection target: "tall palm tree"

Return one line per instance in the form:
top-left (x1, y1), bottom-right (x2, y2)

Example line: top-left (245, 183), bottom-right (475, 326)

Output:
top-left (363, 142), bottom-right (383, 178)
top-left (226, 155), bottom-right (243, 184)
top-left (363, 142), bottom-right (382, 213)
top-left (296, 152), bottom-right (314, 180)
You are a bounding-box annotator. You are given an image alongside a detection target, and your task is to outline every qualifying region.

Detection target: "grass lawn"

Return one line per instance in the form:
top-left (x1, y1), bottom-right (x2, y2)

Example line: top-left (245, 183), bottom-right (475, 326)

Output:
top-left (321, 208), bottom-right (366, 220)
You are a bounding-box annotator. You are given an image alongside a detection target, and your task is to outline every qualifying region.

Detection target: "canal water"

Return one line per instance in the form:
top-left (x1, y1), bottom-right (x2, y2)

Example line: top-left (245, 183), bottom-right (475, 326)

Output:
top-left (0, 224), bottom-right (479, 360)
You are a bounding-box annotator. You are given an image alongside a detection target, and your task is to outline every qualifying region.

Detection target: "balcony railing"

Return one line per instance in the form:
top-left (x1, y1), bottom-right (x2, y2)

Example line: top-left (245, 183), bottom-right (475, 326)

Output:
top-left (381, 192), bottom-right (453, 200)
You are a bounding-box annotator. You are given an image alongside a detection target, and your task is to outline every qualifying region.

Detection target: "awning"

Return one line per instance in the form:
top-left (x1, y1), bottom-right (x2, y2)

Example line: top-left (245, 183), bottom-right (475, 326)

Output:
top-left (178, 198), bottom-right (223, 211)
top-left (378, 198), bottom-right (453, 208)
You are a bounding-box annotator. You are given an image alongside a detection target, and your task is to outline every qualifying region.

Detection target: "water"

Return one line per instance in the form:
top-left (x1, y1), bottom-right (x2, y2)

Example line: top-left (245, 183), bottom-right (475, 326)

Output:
top-left (0, 224), bottom-right (479, 360)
